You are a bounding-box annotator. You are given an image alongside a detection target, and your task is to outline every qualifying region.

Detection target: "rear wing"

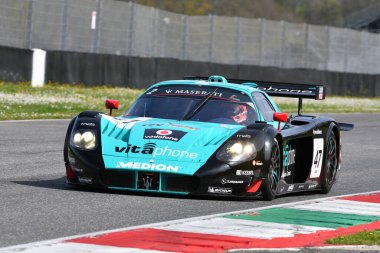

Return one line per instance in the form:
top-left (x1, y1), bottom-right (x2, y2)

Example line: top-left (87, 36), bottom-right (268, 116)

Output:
top-left (184, 76), bottom-right (326, 115)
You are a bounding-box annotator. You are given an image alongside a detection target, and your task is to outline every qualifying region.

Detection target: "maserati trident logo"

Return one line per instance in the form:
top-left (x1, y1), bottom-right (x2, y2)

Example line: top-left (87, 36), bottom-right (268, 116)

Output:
top-left (142, 174), bottom-right (155, 190)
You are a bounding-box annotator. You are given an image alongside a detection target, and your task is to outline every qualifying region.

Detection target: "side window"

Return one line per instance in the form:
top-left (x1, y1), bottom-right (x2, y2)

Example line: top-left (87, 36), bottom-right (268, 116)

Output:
top-left (252, 92), bottom-right (275, 121)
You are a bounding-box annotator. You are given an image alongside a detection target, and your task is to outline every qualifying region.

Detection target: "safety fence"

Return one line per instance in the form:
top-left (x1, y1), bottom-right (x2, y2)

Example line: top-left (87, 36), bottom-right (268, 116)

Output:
top-left (0, 0), bottom-right (379, 74)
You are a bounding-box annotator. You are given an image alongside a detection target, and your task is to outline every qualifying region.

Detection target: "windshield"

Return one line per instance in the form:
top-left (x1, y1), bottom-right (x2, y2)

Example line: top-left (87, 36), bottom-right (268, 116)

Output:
top-left (125, 85), bottom-right (258, 125)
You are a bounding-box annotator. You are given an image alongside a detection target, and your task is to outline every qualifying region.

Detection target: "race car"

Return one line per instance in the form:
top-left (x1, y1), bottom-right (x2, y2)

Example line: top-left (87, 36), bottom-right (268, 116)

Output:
top-left (64, 75), bottom-right (353, 200)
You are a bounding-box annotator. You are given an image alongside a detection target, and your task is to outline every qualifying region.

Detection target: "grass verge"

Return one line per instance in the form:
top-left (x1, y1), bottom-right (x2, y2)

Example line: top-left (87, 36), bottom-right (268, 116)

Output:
top-left (0, 81), bottom-right (143, 120)
top-left (1, 81), bottom-right (380, 120)
top-left (326, 229), bottom-right (380, 246)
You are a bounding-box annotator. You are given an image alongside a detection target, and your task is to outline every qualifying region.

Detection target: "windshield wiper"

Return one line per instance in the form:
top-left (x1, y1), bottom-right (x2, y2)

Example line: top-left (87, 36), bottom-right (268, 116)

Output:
top-left (182, 88), bottom-right (218, 120)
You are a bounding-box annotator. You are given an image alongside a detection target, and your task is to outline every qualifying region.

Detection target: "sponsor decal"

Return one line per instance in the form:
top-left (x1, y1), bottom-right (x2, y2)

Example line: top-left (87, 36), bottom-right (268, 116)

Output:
top-left (236, 134), bottom-right (251, 138)
top-left (144, 129), bottom-right (187, 142)
top-left (164, 89), bottom-right (224, 98)
top-left (116, 162), bottom-right (179, 172)
top-left (80, 122), bottom-right (95, 127)
top-left (282, 143), bottom-right (296, 177)
top-left (279, 186), bottom-right (285, 193)
top-left (208, 186), bottom-right (232, 194)
top-left (287, 185), bottom-right (294, 192)
top-left (78, 176), bottom-right (93, 184)
top-left (169, 123), bottom-right (198, 131)
top-left (308, 183), bottom-right (318, 189)
top-left (297, 184), bottom-right (305, 189)
top-left (153, 146), bottom-right (198, 159)
top-left (221, 178), bottom-right (244, 185)
top-left (115, 143), bottom-right (155, 154)
top-left (258, 86), bottom-right (313, 94)
top-left (156, 130), bottom-right (172, 135)
top-left (236, 170), bottom-right (254, 176)
top-left (313, 129), bottom-right (322, 135)
top-left (252, 160), bottom-right (263, 166)
top-left (115, 143), bottom-right (198, 159)
top-left (310, 138), bottom-right (324, 178)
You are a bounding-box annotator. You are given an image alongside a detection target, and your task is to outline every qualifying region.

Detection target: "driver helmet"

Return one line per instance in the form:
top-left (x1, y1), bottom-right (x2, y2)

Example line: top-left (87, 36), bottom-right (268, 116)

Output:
top-left (224, 103), bottom-right (248, 123)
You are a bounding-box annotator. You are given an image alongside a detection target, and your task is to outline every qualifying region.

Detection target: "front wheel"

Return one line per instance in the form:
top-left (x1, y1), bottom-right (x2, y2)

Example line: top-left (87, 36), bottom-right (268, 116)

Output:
top-left (320, 130), bottom-right (338, 194)
top-left (261, 139), bottom-right (281, 201)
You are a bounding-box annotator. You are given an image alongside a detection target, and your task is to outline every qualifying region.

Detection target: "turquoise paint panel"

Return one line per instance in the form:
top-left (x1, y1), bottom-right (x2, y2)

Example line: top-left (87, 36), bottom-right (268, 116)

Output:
top-left (100, 115), bottom-right (243, 175)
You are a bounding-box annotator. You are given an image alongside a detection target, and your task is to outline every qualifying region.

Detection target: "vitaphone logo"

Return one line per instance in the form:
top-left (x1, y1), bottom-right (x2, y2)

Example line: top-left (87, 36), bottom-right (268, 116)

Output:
top-left (258, 86), bottom-right (313, 94)
top-left (115, 143), bottom-right (198, 159)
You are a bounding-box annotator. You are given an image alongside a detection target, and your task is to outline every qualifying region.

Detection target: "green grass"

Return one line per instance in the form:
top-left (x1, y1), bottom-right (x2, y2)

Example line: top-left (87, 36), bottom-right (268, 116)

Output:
top-left (326, 229), bottom-right (380, 246)
top-left (1, 81), bottom-right (380, 120)
top-left (0, 81), bottom-right (143, 120)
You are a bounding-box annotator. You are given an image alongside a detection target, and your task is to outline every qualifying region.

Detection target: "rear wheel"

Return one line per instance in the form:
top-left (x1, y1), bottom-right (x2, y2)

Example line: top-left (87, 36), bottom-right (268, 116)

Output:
top-left (320, 130), bottom-right (338, 194)
top-left (261, 139), bottom-right (281, 201)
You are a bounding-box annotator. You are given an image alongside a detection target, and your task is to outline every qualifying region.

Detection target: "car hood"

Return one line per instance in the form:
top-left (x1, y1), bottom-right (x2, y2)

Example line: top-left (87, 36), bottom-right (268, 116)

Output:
top-left (100, 115), bottom-right (243, 175)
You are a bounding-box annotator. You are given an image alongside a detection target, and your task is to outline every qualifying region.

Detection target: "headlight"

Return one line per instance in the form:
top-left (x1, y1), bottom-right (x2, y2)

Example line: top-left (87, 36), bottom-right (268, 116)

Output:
top-left (71, 130), bottom-right (97, 150)
top-left (216, 140), bottom-right (257, 162)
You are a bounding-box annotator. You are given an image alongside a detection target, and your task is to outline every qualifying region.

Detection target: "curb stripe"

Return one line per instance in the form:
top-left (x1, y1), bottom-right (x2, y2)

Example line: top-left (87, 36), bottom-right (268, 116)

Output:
top-left (291, 199), bottom-right (380, 216)
top-left (341, 192), bottom-right (380, 204)
top-left (9, 242), bottom-right (166, 253)
top-left (68, 228), bottom-right (254, 253)
top-left (67, 221), bottom-right (380, 251)
top-left (224, 207), bottom-right (379, 228)
top-left (153, 217), bottom-right (331, 239)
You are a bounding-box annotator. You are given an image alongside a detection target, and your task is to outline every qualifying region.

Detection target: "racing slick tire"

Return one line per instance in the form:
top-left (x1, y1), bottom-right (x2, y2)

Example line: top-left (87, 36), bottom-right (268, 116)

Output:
top-left (261, 138), bottom-right (281, 201)
top-left (320, 130), bottom-right (338, 194)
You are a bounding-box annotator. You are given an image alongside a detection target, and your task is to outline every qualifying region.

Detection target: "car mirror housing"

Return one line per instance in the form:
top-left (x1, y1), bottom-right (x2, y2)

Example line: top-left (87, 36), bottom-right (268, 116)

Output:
top-left (273, 112), bottom-right (288, 132)
top-left (105, 99), bottom-right (119, 116)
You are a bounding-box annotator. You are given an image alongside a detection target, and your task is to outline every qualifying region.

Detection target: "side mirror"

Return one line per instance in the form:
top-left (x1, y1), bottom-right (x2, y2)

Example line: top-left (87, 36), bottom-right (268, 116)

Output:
top-left (273, 112), bottom-right (288, 132)
top-left (105, 99), bottom-right (119, 116)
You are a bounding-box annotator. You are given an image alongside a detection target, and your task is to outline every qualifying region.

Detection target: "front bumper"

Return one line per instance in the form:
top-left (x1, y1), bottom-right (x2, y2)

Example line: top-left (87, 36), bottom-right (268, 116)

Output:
top-left (66, 147), bottom-right (263, 197)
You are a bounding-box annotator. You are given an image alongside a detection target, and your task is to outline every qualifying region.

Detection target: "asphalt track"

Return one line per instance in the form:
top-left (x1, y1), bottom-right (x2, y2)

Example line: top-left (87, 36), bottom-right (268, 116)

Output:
top-left (0, 114), bottom-right (379, 248)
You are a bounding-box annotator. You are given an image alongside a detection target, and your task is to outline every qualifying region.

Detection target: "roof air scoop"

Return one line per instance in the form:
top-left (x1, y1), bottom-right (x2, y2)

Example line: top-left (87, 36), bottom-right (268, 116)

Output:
top-left (208, 76), bottom-right (227, 83)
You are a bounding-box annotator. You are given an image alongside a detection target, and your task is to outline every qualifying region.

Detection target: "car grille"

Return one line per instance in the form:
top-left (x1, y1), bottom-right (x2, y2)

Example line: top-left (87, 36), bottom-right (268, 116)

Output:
top-left (162, 174), bottom-right (199, 193)
top-left (102, 170), bottom-right (135, 188)
top-left (102, 170), bottom-right (199, 193)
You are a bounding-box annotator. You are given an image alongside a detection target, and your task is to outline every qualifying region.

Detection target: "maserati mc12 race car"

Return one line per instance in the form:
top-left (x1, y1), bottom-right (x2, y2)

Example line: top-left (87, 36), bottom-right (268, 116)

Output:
top-left (64, 75), bottom-right (353, 200)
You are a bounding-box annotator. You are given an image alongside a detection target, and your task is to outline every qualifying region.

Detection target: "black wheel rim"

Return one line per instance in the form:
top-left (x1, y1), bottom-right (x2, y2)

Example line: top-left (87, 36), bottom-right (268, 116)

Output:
top-left (269, 142), bottom-right (281, 193)
top-left (325, 133), bottom-right (338, 185)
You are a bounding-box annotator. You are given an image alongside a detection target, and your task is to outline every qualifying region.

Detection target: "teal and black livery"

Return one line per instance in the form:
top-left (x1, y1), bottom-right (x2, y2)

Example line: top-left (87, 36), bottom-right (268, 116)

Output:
top-left (64, 75), bottom-right (353, 200)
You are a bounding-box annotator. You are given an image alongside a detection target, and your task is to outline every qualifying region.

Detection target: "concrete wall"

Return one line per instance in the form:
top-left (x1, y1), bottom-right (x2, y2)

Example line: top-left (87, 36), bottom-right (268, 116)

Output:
top-left (0, 46), bottom-right (32, 82)
top-left (1, 46), bottom-right (379, 96)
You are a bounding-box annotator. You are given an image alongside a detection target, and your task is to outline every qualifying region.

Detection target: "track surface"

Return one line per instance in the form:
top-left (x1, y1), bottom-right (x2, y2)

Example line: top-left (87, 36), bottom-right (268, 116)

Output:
top-left (0, 114), bottom-right (379, 247)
